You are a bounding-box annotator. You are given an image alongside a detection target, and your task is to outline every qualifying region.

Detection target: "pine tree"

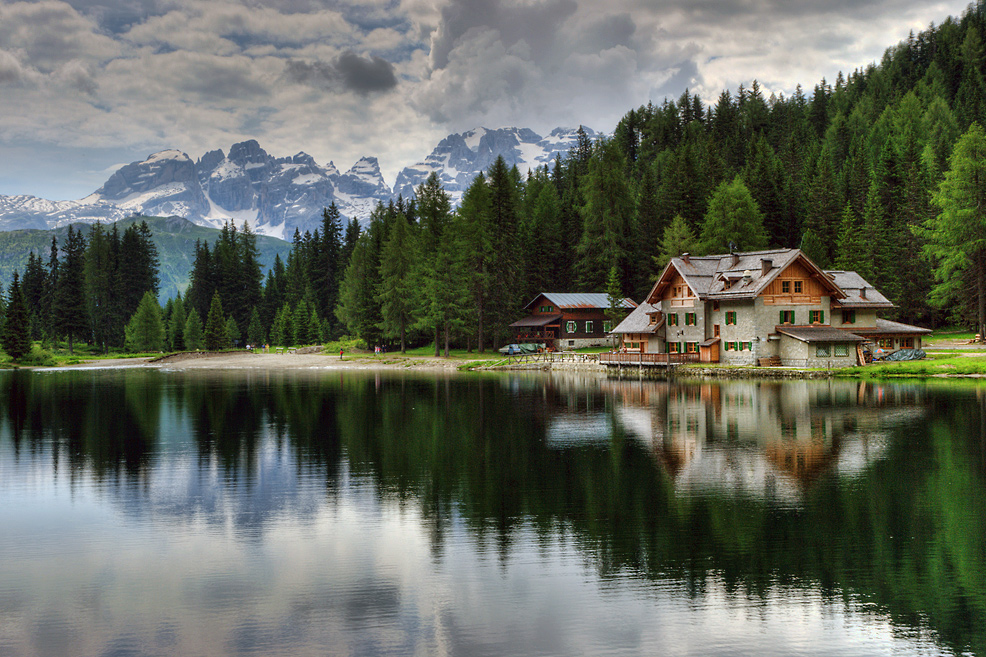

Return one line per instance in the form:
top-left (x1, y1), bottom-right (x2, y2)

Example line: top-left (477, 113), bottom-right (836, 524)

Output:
top-left (52, 225), bottom-right (89, 354)
top-left (576, 138), bottom-right (636, 293)
top-left (204, 292), bottom-right (227, 350)
top-left (124, 291), bottom-right (165, 352)
top-left (247, 307), bottom-right (264, 347)
top-left (1, 272), bottom-right (31, 361)
top-left (922, 122), bottom-right (986, 336)
top-left (657, 215), bottom-right (698, 266)
top-left (699, 176), bottom-right (768, 254)
top-left (168, 294), bottom-right (186, 351)
top-left (184, 310), bottom-right (204, 350)
top-left (225, 316), bottom-right (240, 348)
top-left (377, 212), bottom-right (417, 353)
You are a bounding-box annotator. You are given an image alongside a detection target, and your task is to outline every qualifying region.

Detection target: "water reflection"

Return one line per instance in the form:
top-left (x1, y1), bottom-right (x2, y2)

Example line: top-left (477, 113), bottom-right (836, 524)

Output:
top-left (0, 369), bottom-right (983, 657)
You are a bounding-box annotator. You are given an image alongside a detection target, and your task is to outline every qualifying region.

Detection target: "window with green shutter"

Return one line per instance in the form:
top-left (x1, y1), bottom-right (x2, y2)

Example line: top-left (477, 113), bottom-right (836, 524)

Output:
top-left (779, 310), bottom-right (794, 324)
top-left (668, 313), bottom-right (678, 326)
top-left (585, 321), bottom-right (593, 333)
top-left (685, 312), bottom-right (696, 326)
top-left (809, 310), bottom-right (824, 324)
top-left (726, 311), bottom-right (737, 325)
top-left (566, 321), bottom-right (576, 333)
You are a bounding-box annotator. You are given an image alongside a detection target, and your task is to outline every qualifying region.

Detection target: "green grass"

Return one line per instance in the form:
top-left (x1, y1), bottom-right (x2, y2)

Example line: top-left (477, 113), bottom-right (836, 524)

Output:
top-left (836, 353), bottom-right (986, 378)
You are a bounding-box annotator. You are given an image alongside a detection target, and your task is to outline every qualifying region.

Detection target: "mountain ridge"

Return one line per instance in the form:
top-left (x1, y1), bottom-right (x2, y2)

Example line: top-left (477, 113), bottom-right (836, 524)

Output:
top-left (0, 126), bottom-right (594, 238)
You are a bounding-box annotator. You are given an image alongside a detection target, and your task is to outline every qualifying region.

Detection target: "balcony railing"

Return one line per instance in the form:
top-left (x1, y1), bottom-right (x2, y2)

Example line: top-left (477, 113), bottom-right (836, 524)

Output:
top-left (598, 352), bottom-right (700, 366)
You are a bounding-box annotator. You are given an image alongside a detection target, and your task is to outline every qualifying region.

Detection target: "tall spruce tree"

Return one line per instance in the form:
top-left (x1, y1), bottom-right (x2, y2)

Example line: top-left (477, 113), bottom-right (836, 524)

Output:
top-left (1, 272), bottom-right (31, 361)
top-left (377, 212), bottom-right (417, 353)
top-left (52, 225), bottom-right (88, 354)
top-left (204, 292), bottom-right (228, 350)
top-left (923, 122), bottom-right (986, 336)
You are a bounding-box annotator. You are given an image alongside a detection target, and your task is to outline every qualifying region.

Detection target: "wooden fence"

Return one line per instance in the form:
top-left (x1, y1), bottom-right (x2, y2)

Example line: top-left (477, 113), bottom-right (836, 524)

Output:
top-left (598, 352), bottom-right (700, 366)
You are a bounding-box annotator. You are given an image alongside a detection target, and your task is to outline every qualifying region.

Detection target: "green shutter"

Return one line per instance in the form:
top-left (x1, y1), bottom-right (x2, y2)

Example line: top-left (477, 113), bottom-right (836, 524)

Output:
top-left (780, 311), bottom-right (784, 324)
top-left (820, 310), bottom-right (825, 323)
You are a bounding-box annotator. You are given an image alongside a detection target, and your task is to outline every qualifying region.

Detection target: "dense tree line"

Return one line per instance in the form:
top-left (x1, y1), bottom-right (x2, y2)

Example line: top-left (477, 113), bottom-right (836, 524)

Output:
top-left (1, 221), bottom-right (160, 358)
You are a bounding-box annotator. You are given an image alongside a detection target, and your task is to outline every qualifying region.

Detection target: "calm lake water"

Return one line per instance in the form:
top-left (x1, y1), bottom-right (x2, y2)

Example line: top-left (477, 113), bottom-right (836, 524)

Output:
top-left (0, 368), bottom-right (984, 657)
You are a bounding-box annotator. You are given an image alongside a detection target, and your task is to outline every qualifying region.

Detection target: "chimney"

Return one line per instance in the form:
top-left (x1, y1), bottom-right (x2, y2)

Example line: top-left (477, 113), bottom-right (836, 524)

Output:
top-left (860, 287), bottom-right (867, 299)
top-left (742, 269), bottom-right (752, 283)
top-left (682, 252), bottom-right (690, 263)
top-left (761, 258), bottom-right (772, 276)
top-left (730, 253), bottom-right (739, 267)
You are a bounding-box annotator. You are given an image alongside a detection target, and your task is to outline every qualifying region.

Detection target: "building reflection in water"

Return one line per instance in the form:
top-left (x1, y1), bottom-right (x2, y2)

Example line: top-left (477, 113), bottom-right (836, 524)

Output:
top-left (597, 378), bottom-right (927, 506)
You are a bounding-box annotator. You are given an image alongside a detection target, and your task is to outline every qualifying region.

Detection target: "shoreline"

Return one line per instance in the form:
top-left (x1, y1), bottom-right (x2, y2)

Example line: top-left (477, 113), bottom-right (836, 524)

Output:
top-left (11, 341), bottom-right (986, 379)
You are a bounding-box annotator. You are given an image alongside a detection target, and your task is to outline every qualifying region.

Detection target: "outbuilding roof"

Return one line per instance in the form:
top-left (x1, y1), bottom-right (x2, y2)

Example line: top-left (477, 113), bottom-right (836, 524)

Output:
top-left (776, 326), bottom-right (865, 343)
top-left (525, 292), bottom-right (636, 310)
top-left (850, 318), bottom-right (932, 335)
top-left (509, 313), bottom-right (563, 328)
top-left (610, 302), bottom-right (664, 334)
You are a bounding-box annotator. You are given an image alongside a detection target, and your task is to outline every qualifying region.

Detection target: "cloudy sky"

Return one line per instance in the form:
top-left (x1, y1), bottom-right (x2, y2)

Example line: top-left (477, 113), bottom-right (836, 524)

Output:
top-left (0, 0), bottom-right (970, 200)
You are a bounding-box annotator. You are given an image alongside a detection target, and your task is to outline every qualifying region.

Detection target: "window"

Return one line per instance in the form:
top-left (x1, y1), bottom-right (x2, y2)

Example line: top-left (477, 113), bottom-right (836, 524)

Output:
top-left (809, 310), bottom-right (824, 324)
top-left (725, 341), bottom-right (735, 351)
top-left (603, 320), bottom-right (612, 332)
top-left (585, 321), bottom-right (593, 334)
top-left (668, 313), bottom-right (678, 326)
top-left (842, 309), bottom-right (856, 324)
top-left (743, 342), bottom-right (751, 351)
top-left (668, 342), bottom-right (681, 354)
top-left (713, 300), bottom-right (720, 311)
top-left (782, 281), bottom-right (790, 294)
top-left (878, 338), bottom-right (894, 349)
top-left (685, 312), bottom-right (697, 326)
top-left (779, 310), bottom-right (795, 324)
top-left (901, 338), bottom-right (914, 348)
top-left (834, 344), bottom-right (850, 357)
top-left (566, 321), bottom-right (576, 333)
top-left (714, 324), bottom-right (720, 337)
top-left (815, 344), bottom-right (831, 357)
top-left (794, 280), bottom-right (803, 294)
top-left (686, 342), bottom-right (698, 353)
top-left (540, 305), bottom-right (554, 313)
top-left (726, 311), bottom-right (737, 325)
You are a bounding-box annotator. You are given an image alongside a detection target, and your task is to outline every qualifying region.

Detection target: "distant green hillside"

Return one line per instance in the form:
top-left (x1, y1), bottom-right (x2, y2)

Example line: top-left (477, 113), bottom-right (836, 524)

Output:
top-left (0, 216), bottom-right (293, 301)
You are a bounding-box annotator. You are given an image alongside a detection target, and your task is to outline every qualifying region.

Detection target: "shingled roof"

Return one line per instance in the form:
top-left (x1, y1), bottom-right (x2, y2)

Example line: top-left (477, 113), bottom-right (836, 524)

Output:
top-left (610, 302), bottom-right (664, 334)
top-left (825, 270), bottom-right (894, 309)
top-left (647, 249), bottom-right (845, 304)
top-left (524, 293), bottom-right (636, 311)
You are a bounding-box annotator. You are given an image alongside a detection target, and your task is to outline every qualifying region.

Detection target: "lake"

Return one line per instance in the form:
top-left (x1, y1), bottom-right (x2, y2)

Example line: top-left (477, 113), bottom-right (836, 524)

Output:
top-left (0, 368), bottom-right (983, 656)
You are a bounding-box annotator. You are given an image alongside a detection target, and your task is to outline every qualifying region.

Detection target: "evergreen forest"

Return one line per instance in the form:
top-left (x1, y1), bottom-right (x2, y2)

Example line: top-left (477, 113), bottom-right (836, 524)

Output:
top-left (5, 2), bottom-right (986, 357)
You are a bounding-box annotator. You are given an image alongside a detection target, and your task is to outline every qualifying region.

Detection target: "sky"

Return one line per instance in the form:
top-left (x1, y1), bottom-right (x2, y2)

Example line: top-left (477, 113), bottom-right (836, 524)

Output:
top-left (0, 0), bottom-right (972, 201)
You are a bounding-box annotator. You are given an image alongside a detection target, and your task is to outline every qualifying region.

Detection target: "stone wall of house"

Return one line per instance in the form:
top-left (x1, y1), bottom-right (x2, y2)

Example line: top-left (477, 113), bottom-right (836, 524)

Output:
top-left (779, 336), bottom-right (858, 368)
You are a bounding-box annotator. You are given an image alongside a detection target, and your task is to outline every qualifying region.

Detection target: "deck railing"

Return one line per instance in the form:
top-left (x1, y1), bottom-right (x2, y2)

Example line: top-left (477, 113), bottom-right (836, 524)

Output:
top-left (598, 352), bottom-right (700, 366)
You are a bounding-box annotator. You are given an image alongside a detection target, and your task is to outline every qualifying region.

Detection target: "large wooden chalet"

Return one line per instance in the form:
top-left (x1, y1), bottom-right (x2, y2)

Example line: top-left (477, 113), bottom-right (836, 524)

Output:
top-left (609, 248), bottom-right (929, 367)
top-left (510, 293), bottom-right (637, 350)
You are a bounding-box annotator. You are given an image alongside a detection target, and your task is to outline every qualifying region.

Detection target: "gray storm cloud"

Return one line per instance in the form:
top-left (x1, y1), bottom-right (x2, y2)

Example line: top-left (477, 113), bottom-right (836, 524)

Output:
top-left (286, 51), bottom-right (398, 94)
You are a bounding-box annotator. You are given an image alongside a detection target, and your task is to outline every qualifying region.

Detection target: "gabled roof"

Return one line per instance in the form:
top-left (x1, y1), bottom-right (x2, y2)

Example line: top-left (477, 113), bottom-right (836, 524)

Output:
top-left (825, 271), bottom-right (894, 309)
top-left (525, 292), bottom-right (636, 311)
top-left (611, 302), bottom-right (663, 334)
top-left (646, 249), bottom-right (845, 304)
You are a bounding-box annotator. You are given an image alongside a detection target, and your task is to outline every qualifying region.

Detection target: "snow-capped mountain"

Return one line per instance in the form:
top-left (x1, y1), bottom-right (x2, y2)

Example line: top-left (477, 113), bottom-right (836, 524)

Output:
top-left (393, 126), bottom-right (597, 203)
top-left (0, 127), bottom-right (594, 237)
